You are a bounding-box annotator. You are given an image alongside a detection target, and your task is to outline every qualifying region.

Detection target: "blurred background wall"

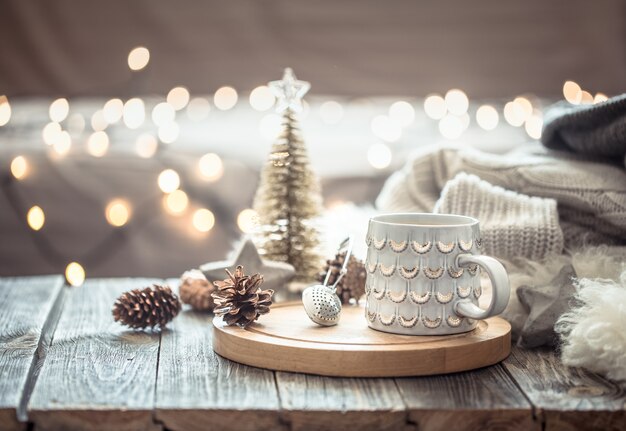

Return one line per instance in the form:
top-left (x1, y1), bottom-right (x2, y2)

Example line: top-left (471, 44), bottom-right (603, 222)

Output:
top-left (1, 0), bottom-right (625, 98)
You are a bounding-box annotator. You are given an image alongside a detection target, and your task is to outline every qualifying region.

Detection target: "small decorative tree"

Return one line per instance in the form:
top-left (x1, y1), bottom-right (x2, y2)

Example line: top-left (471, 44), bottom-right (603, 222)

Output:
top-left (252, 68), bottom-right (323, 281)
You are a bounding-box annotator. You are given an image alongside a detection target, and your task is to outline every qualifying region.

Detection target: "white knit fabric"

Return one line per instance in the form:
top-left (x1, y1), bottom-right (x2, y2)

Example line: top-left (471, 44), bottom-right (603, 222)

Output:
top-left (376, 143), bottom-right (626, 259)
top-left (434, 173), bottom-right (563, 260)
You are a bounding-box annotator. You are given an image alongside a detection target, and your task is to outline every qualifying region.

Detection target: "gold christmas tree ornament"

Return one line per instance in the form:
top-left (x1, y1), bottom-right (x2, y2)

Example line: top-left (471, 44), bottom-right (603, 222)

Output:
top-left (253, 68), bottom-right (324, 281)
top-left (179, 269), bottom-right (215, 311)
top-left (212, 265), bottom-right (274, 327)
top-left (112, 284), bottom-right (182, 329)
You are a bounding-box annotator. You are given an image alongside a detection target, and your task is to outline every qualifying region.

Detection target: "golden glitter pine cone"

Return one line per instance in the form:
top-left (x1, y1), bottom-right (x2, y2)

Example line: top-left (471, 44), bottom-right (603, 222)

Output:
top-left (317, 251), bottom-right (367, 304)
top-left (212, 265), bottom-right (274, 327)
top-left (179, 269), bottom-right (215, 311)
top-left (112, 284), bottom-right (181, 329)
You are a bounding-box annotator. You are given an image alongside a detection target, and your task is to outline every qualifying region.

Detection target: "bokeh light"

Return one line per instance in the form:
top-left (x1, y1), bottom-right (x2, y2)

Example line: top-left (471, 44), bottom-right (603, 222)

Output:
top-left (158, 121), bottom-right (179, 144)
top-left (237, 209), bottom-right (258, 233)
top-left (87, 131), bottom-right (109, 157)
top-left (49, 98), bottom-right (69, 123)
top-left (563, 81), bottom-right (582, 105)
top-left (158, 169), bottom-right (180, 193)
top-left (389, 101), bottom-right (415, 127)
top-left (444, 89), bottom-right (469, 116)
top-left (214, 86), bottom-right (238, 110)
top-left (0, 95), bottom-right (11, 126)
top-left (580, 90), bottom-right (594, 104)
top-left (152, 102), bottom-right (176, 126)
top-left (42, 122), bottom-right (62, 145)
top-left (525, 112), bottom-right (544, 139)
top-left (135, 133), bottom-right (158, 158)
top-left (27, 206), bottom-right (45, 231)
top-left (198, 153), bottom-right (224, 182)
top-left (193, 208), bottom-right (215, 233)
top-left (52, 131), bottom-right (72, 155)
top-left (424, 94), bottom-right (447, 120)
top-left (371, 115), bottom-right (402, 142)
top-left (167, 87), bottom-right (190, 111)
top-left (319, 101), bottom-right (344, 124)
top-left (259, 114), bottom-right (282, 140)
top-left (187, 97), bottom-right (210, 121)
top-left (123, 98), bottom-right (145, 129)
top-left (503, 101), bottom-right (526, 127)
top-left (164, 190), bottom-right (189, 215)
top-left (10, 156), bottom-right (28, 180)
top-left (438, 114), bottom-right (465, 139)
top-left (367, 143), bottom-right (392, 169)
top-left (127, 46), bottom-right (150, 71)
top-left (67, 113), bottom-right (85, 135)
top-left (105, 199), bottom-right (131, 227)
top-left (91, 110), bottom-right (108, 131)
top-left (65, 262), bottom-right (85, 287)
top-left (102, 98), bottom-right (124, 124)
top-left (514, 97), bottom-right (533, 119)
top-left (476, 105), bottom-right (499, 130)
top-left (594, 93), bottom-right (608, 104)
top-left (249, 86), bottom-right (275, 111)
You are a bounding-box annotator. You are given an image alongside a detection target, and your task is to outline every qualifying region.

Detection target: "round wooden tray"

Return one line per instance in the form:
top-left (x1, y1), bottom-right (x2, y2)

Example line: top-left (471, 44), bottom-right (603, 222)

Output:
top-left (212, 302), bottom-right (511, 377)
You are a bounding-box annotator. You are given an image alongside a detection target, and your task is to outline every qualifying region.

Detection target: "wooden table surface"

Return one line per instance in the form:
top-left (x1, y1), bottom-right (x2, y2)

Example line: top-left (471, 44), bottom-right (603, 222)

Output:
top-left (0, 276), bottom-right (624, 431)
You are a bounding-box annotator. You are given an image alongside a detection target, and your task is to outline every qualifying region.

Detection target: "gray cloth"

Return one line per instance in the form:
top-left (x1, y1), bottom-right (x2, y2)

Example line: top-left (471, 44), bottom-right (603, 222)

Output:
top-left (516, 265), bottom-right (577, 348)
top-left (542, 94), bottom-right (626, 168)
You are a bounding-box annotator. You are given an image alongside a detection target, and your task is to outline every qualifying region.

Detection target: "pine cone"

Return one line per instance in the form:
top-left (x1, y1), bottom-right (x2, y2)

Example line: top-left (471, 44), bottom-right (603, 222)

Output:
top-left (212, 265), bottom-right (273, 327)
top-left (317, 252), bottom-right (367, 304)
top-left (179, 269), bottom-right (215, 311)
top-left (112, 284), bottom-right (181, 329)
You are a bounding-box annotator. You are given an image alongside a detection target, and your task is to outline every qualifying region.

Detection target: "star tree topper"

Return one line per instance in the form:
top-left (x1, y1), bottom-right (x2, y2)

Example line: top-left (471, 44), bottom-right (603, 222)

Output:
top-left (200, 237), bottom-right (296, 292)
top-left (269, 67), bottom-right (310, 113)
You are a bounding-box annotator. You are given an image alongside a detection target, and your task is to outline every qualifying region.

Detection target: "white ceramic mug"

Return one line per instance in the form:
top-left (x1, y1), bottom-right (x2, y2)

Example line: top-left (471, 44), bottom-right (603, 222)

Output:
top-left (365, 213), bottom-right (510, 335)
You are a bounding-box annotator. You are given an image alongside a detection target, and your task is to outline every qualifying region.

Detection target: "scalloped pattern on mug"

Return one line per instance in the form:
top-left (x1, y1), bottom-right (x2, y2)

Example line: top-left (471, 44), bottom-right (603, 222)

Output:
top-left (458, 239), bottom-right (473, 252)
top-left (424, 266), bottom-right (444, 279)
top-left (373, 237), bottom-right (386, 250)
top-left (447, 266), bottom-right (464, 279)
top-left (474, 285), bottom-right (482, 299)
top-left (389, 239), bottom-right (408, 253)
top-left (387, 288), bottom-right (407, 303)
top-left (435, 291), bottom-right (453, 304)
top-left (379, 263), bottom-right (396, 277)
top-left (436, 241), bottom-right (455, 254)
top-left (410, 240), bottom-right (432, 254)
top-left (467, 264), bottom-right (479, 276)
top-left (366, 236), bottom-right (372, 247)
top-left (476, 238), bottom-right (483, 249)
top-left (446, 315), bottom-right (463, 327)
top-left (366, 262), bottom-right (378, 274)
top-left (379, 312), bottom-right (396, 326)
top-left (366, 309), bottom-right (377, 322)
top-left (399, 266), bottom-right (419, 279)
top-left (422, 315), bottom-right (442, 329)
top-left (409, 291), bottom-right (431, 304)
top-left (372, 286), bottom-right (386, 300)
top-left (399, 314), bottom-right (419, 328)
top-left (457, 285), bottom-right (471, 298)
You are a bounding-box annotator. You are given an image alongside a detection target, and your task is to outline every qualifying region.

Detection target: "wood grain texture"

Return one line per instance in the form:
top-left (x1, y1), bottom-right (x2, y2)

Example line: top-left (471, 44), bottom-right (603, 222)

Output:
top-left (503, 347), bottom-right (626, 431)
top-left (276, 372), bottom-right (407, 431)
top-left (27, 278), bottom-right (163, 431)
top-left (212, 302), bottom-right (511, 377)
top-left (155, 279), bottom-right (282, 431)
top-left (0, 275), bottom-right (65, 431)
top-left (396, 364), bottom-right (537, 431)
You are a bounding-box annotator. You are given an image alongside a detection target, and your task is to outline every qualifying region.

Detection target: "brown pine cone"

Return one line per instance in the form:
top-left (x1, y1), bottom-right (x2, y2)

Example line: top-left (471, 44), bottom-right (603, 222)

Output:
top-left (179, 269), bottom-right (215, 311)
top-left (212, 265), bottom-right (273, 327)
top-left (317, 251), bottom-right (367, 304)
top-left (112, 284), bottom-right (181, 329)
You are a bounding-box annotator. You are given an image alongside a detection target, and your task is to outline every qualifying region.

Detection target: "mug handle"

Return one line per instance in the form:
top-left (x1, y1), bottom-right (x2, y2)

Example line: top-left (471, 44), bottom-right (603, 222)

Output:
top-left (454, 254), bottom-right (510, 320)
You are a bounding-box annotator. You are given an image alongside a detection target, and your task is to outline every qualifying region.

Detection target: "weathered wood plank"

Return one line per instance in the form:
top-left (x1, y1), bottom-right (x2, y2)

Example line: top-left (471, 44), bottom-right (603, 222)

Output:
top-left (27, 278), bottom-right (163, 431)
top-left (155, 279), bottom-right (282, 431)
top-left (276, 372), bottom-right (407, 431)
top-left (396, 364), bottom-right (537, 431)
top-left (0, 275), bottom-right (65, 431)
top-left (503, 346), bottom-right (626, 431)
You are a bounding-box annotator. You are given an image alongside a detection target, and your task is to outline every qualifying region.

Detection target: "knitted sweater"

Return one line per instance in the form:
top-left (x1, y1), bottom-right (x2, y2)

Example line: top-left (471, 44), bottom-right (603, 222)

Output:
top-left (376, 144), bottom-right (626, 260)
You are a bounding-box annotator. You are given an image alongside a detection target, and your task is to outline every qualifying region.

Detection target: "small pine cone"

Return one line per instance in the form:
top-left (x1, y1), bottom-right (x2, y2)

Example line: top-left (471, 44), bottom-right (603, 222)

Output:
top-left (179, 269), bottom-right (215, 311)
top-left (112, 284), bottom-right (181, 329)
top-left (212, 265), bottom-right (274, 327)
top-left (317, 251), bottom-right (367, 304)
